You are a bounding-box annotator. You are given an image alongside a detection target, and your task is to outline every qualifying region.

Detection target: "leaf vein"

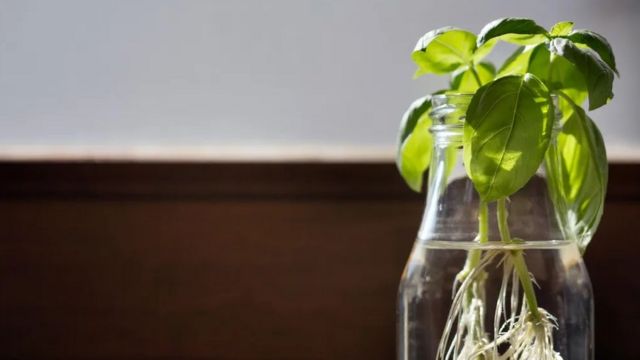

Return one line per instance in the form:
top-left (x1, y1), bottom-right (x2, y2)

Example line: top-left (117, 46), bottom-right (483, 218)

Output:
top-left (485, 77), bottom-right (525, 198)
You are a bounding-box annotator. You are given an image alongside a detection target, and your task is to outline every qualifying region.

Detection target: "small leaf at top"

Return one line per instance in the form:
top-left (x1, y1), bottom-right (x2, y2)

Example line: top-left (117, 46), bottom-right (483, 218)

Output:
top-left (550, 38), bottom-right (614, 110)
top-left (397, 95), bottom-right (435, 192)
top-left (544, 94), bottom-right (608, 252)
top-left (550, 21), bottom-right (574, 36)
top-left (477, 17), bottom-right (548, 47)
top-left (450, 62), bottom-right (496, 92)
top-left (464, 74), bottom-right (554, 201)
top-left (567, 30), bottom-right (618, 75)
top-left (412, 27), bottom-right (477, 77)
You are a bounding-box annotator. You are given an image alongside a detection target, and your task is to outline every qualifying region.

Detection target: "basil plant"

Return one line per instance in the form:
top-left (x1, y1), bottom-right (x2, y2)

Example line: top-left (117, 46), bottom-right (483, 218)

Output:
top-left (396, 18), bottom-right (617, 360)
top-left (398, 18), bottom-right (616, 253)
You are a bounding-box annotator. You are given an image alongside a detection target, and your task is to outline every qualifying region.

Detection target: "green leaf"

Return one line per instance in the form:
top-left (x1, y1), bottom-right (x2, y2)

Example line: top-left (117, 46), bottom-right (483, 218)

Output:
top-left (548, 54), bottom-right (588, 106)
top-left (497, 43), bottom-right (549, 78)
top-left (567, 30), bottom-right (618, 75)
top-left (397, 95), bottom-right (435, 191)
top-left (450, 62), bottom-right (496, 92)
top-left (472, 39), bottom-right (497, 63)
top-left (550, 38), bottom-right (614, 110)
top-left (412, 27), bottom-right (477, 77)
top-left (550, 21), bottom-right (574, 36)
top-left (498, 43), bottom-right (586, 106)
top-left (477, 17), bottom-right (548, 46)
top-left (545, 95), bottom-right (608, 252)
top-left (497, 46), bottom-right (531, 77)
top-left (527, 43), bottom-right (551, 81)
top-left (464, 74), bottom-right (554, 201)
top-left (398, 95), bottom-right (432, 144)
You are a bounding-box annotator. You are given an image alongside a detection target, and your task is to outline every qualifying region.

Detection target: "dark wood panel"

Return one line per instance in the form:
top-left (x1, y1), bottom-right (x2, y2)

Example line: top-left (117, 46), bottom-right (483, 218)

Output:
top-left (0, 162), bottom-right (415, 200)
top-left (0, 162), bottom-right (638, 359)
top-left (0, 162), bottom-right (636, 200)
top-left (0, 199), bottom-right (420, 359)
top-left (583, 202), bottom-right (640, 359)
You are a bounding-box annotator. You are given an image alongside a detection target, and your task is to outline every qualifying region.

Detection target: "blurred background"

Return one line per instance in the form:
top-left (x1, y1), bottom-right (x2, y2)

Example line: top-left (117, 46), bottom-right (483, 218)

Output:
top-left (0, 0), bottom-right (637, 159)
top-left (0, 0), bottom-right (638, 359)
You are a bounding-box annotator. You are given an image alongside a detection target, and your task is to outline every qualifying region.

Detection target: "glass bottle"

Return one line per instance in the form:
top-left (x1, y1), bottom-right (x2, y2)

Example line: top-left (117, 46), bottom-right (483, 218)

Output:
top-left (396, 94), bottom-right (594, 360)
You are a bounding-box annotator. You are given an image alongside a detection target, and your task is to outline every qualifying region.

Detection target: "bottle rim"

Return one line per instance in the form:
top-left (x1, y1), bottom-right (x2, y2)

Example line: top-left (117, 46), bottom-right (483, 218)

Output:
top-left (430, 92), bottom-right (559, 101)
top-left (429, 92), bottom-right (562, 134)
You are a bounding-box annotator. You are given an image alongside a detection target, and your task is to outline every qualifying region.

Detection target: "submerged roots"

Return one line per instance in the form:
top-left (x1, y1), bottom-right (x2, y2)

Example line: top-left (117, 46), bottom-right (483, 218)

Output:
top-left (437, 250), bottom-right (563, 360)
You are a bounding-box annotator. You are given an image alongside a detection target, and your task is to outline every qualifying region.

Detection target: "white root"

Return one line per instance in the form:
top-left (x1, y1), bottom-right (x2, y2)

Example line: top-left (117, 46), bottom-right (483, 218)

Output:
top-left (437, 251), bottom-right (564, 360)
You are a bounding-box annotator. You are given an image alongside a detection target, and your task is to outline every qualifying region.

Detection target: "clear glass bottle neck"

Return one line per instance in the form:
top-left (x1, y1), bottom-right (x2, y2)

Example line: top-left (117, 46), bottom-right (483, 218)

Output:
top-left (417, 94), bottom-right (563, 243)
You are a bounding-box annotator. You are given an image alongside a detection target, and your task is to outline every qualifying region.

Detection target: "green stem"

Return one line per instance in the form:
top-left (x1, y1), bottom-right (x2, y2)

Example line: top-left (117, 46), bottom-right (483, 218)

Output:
top-left (468, 201), bottom-right (489, 265)
top-left (478, 201), bottom-right (489, 243)
top-left (469, 64), bottom-right (483, 88)
top-left (497, 198), bottom-right (541, 321)
top-left (556, 89), bottom-right (575, 104)
top-left (458, 201), bottom-right (489, 281)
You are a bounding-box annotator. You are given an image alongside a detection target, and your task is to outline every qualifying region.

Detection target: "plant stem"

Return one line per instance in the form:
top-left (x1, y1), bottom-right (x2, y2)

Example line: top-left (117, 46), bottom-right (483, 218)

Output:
top-left (469, 64), bottom-right (483, 88)
top-left (469, 201), bottom-right (489, 264)
top-left (458, 201), bottom-right (489, 282)
top-left (497, 198), bottom-right (541, 321)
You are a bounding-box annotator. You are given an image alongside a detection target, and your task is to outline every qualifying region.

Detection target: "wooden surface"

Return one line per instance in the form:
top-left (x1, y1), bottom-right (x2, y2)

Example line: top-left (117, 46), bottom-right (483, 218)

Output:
top-left (0, 162), bottom-right (638, 359)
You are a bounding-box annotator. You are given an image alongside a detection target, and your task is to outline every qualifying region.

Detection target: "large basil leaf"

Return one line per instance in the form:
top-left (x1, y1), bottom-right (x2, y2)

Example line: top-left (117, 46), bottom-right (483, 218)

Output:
top-left (499, 42), bottom-right (586, 105)
top-left (477, 18), bottom-right (548, 46)
top-left (412, 27), bottom-right (477, 77)
top-left (450, 62), bottom-right (495, 92)
top-left (550, 38), bottom-right (614, 110)
top-left (545, 95), bottom-right (608, 252)
top-left (567, 30), bottom-right (618, 75)
top-left (464, 74), bottom-right (554, 201)
top-left (397, 95), bottom-right (435, 192)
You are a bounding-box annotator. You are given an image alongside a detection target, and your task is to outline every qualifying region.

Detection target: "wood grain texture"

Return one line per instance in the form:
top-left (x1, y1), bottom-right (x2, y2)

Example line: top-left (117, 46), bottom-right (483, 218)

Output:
top-left (0, 162), bottom-right (637, 359)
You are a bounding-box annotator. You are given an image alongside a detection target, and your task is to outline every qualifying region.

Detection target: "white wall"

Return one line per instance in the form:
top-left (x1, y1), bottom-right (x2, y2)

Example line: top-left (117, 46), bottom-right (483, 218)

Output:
top-left (0, 0), bottom-right (637, 160)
